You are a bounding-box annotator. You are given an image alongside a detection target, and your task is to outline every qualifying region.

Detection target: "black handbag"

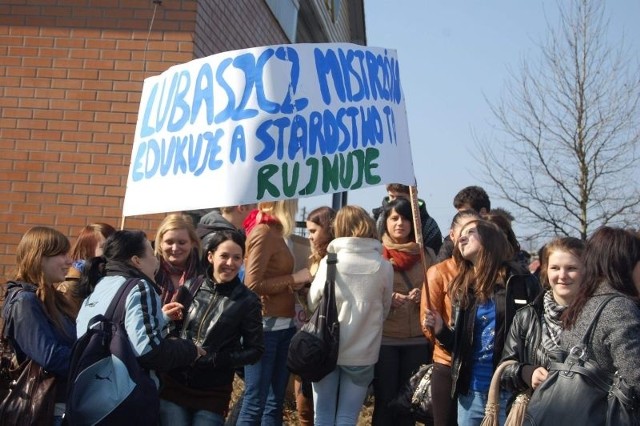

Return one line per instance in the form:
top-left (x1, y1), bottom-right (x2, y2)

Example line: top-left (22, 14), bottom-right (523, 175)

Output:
top-left (287, 253), bottom-right (340, 382)
top-left (524, 295), bottom-right (639, 426)
top-left (388, 363), bottom-right (434, 425)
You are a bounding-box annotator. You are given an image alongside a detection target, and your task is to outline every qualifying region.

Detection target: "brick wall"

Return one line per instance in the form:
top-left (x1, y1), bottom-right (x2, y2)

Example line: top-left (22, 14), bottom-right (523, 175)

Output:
top-left (0, 0), bottom-right (365, 279)
top-left (0, 0), bottom-right (198, 278)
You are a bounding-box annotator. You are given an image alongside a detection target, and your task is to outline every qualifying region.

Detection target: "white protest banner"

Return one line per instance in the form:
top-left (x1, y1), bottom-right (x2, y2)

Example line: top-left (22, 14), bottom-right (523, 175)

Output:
top-left (122, 43), bottom-right (415, 216)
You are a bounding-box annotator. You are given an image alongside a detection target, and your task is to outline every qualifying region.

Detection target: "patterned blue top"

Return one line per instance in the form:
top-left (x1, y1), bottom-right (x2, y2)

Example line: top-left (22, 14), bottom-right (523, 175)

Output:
top-left (470, 299), bottom-right (496, 391)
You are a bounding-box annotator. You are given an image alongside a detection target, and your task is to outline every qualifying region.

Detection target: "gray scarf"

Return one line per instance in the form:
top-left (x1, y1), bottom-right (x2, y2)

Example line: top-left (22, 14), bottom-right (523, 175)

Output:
top-left (542, 290), bottom-right (566, 351)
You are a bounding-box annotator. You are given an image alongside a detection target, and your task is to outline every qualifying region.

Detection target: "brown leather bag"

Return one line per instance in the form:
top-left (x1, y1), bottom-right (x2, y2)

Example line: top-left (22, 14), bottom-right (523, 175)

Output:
top-left (0, 288), bottom-right (56, 426)
top-left (0, 359), bottom-right (56, 426)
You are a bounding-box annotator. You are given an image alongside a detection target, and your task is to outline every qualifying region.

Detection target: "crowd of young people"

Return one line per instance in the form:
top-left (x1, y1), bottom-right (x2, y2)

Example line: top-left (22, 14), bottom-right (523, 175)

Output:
top-left (2, 184), bottom-right (640, 426)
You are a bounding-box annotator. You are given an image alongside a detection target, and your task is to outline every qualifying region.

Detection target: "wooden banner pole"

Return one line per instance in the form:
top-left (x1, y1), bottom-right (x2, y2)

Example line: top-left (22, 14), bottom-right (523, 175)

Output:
top-left (409, 185), bottom-right (430, 307)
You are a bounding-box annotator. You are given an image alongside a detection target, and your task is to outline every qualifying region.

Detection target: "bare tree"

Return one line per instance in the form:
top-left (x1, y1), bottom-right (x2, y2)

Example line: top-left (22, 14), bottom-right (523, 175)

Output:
top-left (476, 0), bottom-right (640, 240)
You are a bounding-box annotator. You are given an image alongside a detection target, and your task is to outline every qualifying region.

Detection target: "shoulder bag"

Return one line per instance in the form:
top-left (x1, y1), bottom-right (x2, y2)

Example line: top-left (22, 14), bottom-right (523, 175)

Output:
top-left (0, 286), bottom-right (56, 426)
top-left (388, 362), bottom-right (434, 425)
top-left (287, 253), bottom-right (340, 382)
top-left (524, 295), bottom-right (639, 426)
top-left (481, 359), bottom-right (530, 426)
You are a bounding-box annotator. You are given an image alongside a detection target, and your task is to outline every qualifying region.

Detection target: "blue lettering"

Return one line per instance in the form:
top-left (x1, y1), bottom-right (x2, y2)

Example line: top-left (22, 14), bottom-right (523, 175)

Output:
top-left (314, 48), bottom-right (345, 105)
top-left (160, 137), bottom-right (176, 176)
top-left (277, 47), bottom-right (309, 114)
top-left (308, 111), bottom-right (323, 156)
top-left (321, 109), bottom-right (339, 155)
top-left (172, 134), bottom-right (188, 174)
top-left (255, 120), bottom-right (275, 162)
top-left (145, 138), bottom-right (160, 179)
top-left (167, 70), bottom-right (191, 132)
top-left (231, 53), bottom-right (259, 120)
top-left (288, 115), bottom-right (307, 160)
top-left (192, 64), bottom-right (215, 125)
top-left (132, 141), bottom-right (146, 181)
top-left (215, 58), bottom-right (235, 124)
top-left (230, 126), bottom-right (247, 164)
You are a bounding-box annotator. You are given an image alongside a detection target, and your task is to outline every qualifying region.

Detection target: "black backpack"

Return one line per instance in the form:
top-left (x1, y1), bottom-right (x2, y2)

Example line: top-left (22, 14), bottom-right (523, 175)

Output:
top-left (287, 253), bottom-right (339, 382)
top-left (65, 278), bottom-right (159, 426)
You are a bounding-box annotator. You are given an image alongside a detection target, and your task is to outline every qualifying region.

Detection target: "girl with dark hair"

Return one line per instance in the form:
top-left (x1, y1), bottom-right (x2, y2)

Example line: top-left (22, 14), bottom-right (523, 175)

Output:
top-left (373, 197), bottom-right (434, 425)
top-left (2, 226), bottom-right (77, 424)
top-left (75, 230), bottom-right (202, 415)
top-left (159, 230), bottom-right (264, 425)
top-left (559, 227), bottom-right (640, 405)
top-left (420, 209), bottom-right (481, 426)
top-left (500, 237), bottom-right (585, 396)
top-left (424, 220), bottom-right (540, 425)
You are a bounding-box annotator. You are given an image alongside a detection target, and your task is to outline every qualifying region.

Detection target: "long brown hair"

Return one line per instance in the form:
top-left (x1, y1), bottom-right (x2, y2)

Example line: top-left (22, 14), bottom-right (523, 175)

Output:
top-left (14, 226), bottom-right (76, 333)
top-left (448, 220), bottom-right (514, 307)
top-left (563, 227), bottom-right (640, 329)
top-left (306, 206), bottom-right (336, 266)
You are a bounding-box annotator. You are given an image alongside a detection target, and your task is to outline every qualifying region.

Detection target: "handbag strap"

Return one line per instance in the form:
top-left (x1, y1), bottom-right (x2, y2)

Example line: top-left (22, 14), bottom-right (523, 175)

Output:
top-left (579, 295), bottom-right (620, 347)
top-left (326, 252), bottom-right (337, 283)
top-left (399, 271), bottom-right (414, 291)
top-left (104, 278), bottom-right (144, 324)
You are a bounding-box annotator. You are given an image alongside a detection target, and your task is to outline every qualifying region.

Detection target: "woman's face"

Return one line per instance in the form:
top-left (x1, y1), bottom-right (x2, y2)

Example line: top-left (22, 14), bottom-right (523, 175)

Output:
top-left (450, 216), bottom-right (478, 244)
top-left (94, 233), bottom-right (106, 257)
top-left (136, 240), bottom-right (159, 279)
top-left (41, 252), bottom-right (72, 285)
top-left (457, 224), bottom-right (483, 264)
top-left (208, 239), bottom-right (243, 283)
top-left (160, 228), bottom-right (194, 267)
top-left (306, 221), bottom-right (330, 251)
top-left (386, 208), bottom-right (411, 243)
top-left (547, 249), bottom-right (582, 306)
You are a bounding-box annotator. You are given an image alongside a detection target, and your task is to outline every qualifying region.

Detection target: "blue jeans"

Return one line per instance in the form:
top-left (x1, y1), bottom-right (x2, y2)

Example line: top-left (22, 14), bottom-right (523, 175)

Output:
top-left (312, 367), bottom-right (370, 426)
top-left (159, 399), bottom-right (224, 426)
top-left (237, 327), bottom-right (295, 426)
top-left (457, 390), bottom-right (509, 426)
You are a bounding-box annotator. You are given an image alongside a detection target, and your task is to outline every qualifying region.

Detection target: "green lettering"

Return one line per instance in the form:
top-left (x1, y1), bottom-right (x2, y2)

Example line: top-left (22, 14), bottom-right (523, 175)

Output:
top-left (299, 157), bottom-right (319, 195)
top-left (349, 149), bottom-right (365, 190)
top-left (282, 162), bottom-right (299, 198)
top-left (321, 155), bottom-right (340, 192)
top-left (364, 147), bottom-right (381, 184)
top-left (257, 164), bottom-right (280, 199)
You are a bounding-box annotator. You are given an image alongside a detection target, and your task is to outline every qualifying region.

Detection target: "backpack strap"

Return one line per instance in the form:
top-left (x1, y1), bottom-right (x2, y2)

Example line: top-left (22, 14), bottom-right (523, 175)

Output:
top-left (104, 278), bottom-right (144, 324)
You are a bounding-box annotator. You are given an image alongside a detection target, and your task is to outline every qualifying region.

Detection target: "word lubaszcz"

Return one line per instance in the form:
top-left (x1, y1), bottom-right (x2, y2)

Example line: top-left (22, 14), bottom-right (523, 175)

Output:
top-left (139, 46), bottom-right (401, 138)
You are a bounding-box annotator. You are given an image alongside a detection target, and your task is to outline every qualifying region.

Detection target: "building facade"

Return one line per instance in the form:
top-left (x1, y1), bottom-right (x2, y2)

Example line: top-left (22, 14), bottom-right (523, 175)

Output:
top-left (0, 0), bottom-right (366, 277)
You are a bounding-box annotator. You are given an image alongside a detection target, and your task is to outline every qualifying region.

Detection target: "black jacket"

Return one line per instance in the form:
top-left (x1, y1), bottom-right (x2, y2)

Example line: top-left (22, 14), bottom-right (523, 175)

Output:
top-left (499, 292), bottom-right (565, 394)
top-left (435, 268), bottom-right (540, 397)
top-left (167, 274), bottom-right (264, 390)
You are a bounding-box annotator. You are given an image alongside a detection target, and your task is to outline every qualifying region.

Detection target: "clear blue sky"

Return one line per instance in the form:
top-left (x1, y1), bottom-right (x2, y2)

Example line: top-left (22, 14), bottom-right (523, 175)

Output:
top-left (300, 0), bottom-right (640, 249)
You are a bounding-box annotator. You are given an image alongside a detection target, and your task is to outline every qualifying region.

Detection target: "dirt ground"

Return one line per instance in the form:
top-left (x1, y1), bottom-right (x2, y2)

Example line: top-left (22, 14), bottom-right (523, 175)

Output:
top-left (229, 375), bottom-right (374, 425)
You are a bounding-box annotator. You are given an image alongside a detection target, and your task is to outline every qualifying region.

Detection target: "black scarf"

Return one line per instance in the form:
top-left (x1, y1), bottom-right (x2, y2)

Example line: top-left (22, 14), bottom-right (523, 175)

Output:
top-left (105, 260), bottom-right (161, 295)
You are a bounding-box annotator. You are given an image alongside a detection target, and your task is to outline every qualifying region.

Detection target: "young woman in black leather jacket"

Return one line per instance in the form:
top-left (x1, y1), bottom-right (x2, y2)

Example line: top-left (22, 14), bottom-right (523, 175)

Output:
top-left (424, 219), bottom-right (540, 426)
top-left (159, 230), bottom-right (264, 425)
top-left (500, 237), bottom-right (584, 395)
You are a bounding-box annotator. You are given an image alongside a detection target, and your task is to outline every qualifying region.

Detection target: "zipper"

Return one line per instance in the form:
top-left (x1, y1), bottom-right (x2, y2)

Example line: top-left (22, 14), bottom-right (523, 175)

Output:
top-left (195, 290), bottom-right (218, 346)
